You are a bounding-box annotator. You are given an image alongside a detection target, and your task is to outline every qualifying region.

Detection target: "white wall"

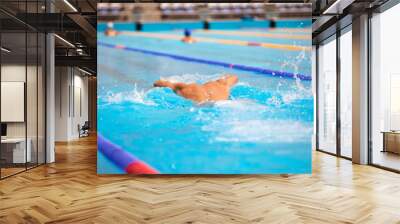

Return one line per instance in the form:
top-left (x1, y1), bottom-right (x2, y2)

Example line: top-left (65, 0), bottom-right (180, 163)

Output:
top-left (1, 65), bottom-right (26, 140)
top-left (54, 67), bottom-right (89, 141)
top-left (55, 66), bottom-right (69, 141)
top-left (1, 65), bottom-right (26, 81)
top-left (1, 82), bottom-right (25, 122)
top-left (1, 64), bottom-right (46, 164)
top-left (1, 65), bottom-right (26, 128)
top-left (71, 73), bottom-right (89, 138)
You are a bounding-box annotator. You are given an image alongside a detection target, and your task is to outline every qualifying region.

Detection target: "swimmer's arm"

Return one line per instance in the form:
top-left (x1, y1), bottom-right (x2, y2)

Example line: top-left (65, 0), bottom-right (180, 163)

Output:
top-left (153, 80), bottom-right (186, 91)
top-left (215, 75), bottom-right (238, 87)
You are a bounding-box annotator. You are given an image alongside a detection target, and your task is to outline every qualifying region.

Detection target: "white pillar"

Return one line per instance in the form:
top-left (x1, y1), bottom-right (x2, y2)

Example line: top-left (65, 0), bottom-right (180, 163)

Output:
top-left (46, 33), bottom-right (55, 163)
top-left (46, 32), bottom-right (55, 163)
top-left (352, 14), bottom-right (369, 164)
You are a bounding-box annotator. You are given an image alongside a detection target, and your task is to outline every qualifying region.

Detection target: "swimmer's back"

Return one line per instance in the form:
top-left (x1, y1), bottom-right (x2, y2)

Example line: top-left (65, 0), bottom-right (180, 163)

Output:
top-left (202, 82), bottom-right (230, 101)
top-left (175, 83), bottom-right (209, 102)
top-left (153, 75), bottom-right (238, 103)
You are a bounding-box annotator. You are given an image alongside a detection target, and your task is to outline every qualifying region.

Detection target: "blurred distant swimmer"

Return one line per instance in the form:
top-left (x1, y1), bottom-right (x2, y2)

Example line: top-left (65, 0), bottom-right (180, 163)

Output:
top-left (181, 29), bottom-right (196, 43)
top-left (153, 75), bottom-right (238, 103)
top-left (105, 22), bottom-right (118, 37)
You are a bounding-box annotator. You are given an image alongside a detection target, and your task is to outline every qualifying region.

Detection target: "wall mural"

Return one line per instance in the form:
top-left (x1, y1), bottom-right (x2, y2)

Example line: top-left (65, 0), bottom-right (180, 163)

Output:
top-left (97, 3), bottom-right (313, 174)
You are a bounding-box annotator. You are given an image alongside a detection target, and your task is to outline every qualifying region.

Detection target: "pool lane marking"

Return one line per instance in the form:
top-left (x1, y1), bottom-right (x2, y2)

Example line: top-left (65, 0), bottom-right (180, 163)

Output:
top-left (122, 31), bottom-right (310, 51)
top-left (99, 42), bottom-right (311, 81)
top-left (268, 28), bottom-right (311, 34)
top-left (115, 45), bottom-right (126, 49)
top-left (120, 31), bottom-right (311, 52)
top-left (196, 30), bottom-right (311, 40)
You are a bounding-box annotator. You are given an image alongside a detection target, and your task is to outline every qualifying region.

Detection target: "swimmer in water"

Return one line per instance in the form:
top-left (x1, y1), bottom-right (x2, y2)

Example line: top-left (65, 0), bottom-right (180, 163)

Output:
top-left (181, 29), bottom-right (196, 43)
top-left (153, 75), bottom-right (238, 103)
top-left (105, 22), bottom-right (118, 37)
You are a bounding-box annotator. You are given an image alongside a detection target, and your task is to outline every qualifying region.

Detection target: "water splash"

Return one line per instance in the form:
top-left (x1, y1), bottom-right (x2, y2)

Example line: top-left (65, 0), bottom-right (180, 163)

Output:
top-left (103, 84), bottom-right (156, 106)
top-left (203, 118), bottom-right (312, 144)
top-left (160, 73), bottom-right (224, 84)
top-left (277, 49), bottom-right (312, 104)
top-left (267, 95), bottom-right (282, 107)
top-left (196, 97), bottom-right (312, 143)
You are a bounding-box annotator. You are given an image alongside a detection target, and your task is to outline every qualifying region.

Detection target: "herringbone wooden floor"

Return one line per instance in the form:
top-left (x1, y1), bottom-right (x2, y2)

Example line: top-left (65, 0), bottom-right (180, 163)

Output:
top-left (1, 135), bottom-right (400, 224)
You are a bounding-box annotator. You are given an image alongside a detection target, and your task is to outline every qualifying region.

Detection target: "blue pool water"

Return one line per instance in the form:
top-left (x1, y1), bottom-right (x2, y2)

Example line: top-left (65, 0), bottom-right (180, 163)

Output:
top-left (97, 27), bottom-right (313, 174)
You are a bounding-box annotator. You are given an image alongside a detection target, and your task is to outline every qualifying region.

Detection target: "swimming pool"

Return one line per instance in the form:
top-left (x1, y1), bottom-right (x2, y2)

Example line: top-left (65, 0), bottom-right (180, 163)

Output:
top-left (97, 26), bottom-right (313, 174)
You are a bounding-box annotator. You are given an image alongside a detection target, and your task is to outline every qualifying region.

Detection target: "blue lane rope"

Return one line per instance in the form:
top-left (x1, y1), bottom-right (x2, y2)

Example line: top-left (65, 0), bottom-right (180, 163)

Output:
top-left (98, 42), bottom-right (311, 81)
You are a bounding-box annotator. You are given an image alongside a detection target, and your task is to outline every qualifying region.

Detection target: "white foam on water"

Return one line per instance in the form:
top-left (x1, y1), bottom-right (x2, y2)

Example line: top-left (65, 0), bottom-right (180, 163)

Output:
top-left (267, 96), bottom-right (282, 107)
top-left (235, 81), bottom-right (252, 87)
top-left (214, 99), bottom-right (268, 111)
top-left (199, 98), bottom-right (312, 144)
top-left (160, 73), bottom-right (225, 84)
top-left (204, 119), bottom-right (313, 144)
top-left (194, 99), bottom-right (268, 126)
top-left (103, 84), bottom-right (156, 106)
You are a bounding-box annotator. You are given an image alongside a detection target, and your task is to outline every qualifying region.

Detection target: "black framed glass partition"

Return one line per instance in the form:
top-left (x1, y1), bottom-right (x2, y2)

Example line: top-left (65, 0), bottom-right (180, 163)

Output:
top-left (317, 35), bottom-right (337, 155)
top-left (0, 0), bottom-right (46, 179)
top-left (0, 29), bottom-right (28, 178)
top-left (370, 2), bottom-right (400, 172)
top-left (316, 25), bottom-right (353, 159)
top-left (315, 0), bottom-right (400, 171)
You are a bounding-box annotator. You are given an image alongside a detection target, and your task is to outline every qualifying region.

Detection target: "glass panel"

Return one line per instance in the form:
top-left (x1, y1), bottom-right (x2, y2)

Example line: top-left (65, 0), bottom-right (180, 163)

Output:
top-left (0, 1), bottom-right (27, 14)
top-left (38, 33), bottom-right (45, 165)
top-left (340, 29), bottom-right (352, 158)
top-left (0, 5), bottom-right (2, 179)
top-left (312, 46), bottom-right (317, 151)
top-left (27, 30), bottom-right (38, 169)
top-left (26, 0), bottom-right (39, 169)
top-left (371, 4), bottom-right (400, 171)
top-left (0, 1), bottom-right (46, 178)
top-left (318, 37), bottom-right (337, 154)
top-left (1, 30), bottom-right (27, 177)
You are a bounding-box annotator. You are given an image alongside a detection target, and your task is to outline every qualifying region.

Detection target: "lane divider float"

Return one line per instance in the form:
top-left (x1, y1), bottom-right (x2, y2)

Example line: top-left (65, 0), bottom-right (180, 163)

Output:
top-left (98, 134), bottom-right (159, 174)
top-left (120, 31), bottom-right (311, 52)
